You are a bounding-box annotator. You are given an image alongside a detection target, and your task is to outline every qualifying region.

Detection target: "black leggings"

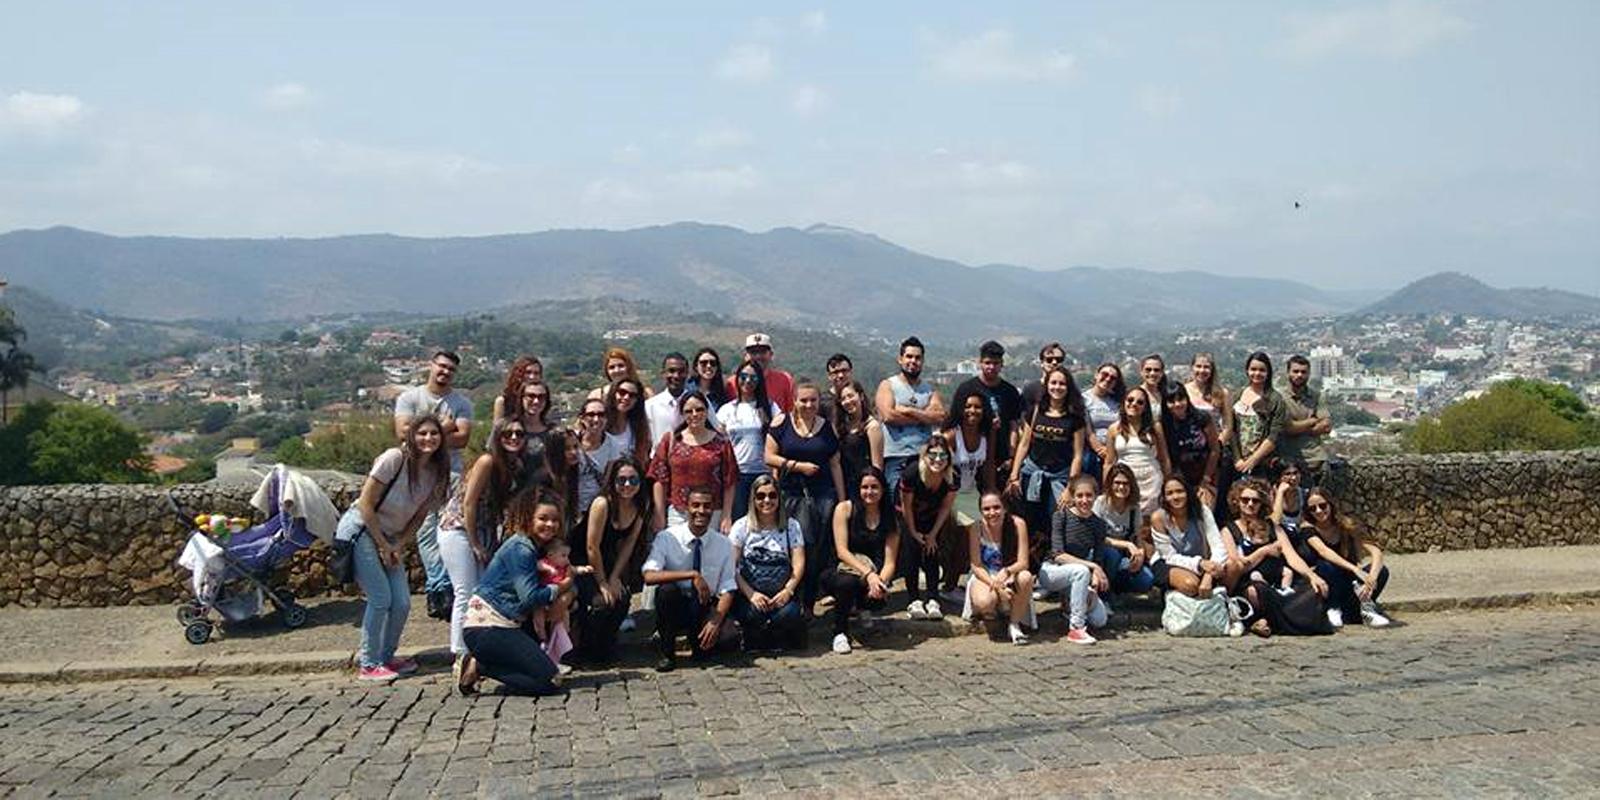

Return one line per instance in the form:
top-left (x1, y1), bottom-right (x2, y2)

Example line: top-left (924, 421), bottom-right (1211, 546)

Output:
top-left (825, 569), bottom-right (887, 636)
top-left (463, 626), bottom-right (559, 696)
top-left (1316, 562), bottom-right (1390, 618)
top-left (897, 535), bottom-right (941, 602)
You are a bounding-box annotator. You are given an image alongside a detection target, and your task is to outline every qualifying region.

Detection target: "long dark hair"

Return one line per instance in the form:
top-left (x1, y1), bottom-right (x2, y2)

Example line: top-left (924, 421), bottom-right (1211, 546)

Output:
top-left (1094, 361), bottom-right (1126, 400)
top-left (977, 490), bottom-right (1021, 567)
top-left (400, 415), bottom-right (451, 502)
top-left (1304, 487), bottom-right (1364, 562)
top-left (1118, 386), bottom-right (1157, 445)
top-left (733, 358), bottom-right (773, 429)
top-left (852, 465), bottom-right (888, 527)
top-left (832, 379), bottom-right (873, 436)
top-left (1159, 381), bottom-right (1198, 453)
top-left (945, 382), bottom-right (996, 432)
top-left (1033, 365), bottom-right (1085, 420)
top-left (1103, 462), bottom-right (1141, 513)
top-left (487, 419), bottom-right (527, 514)
top-left (692, 346), bottom-right (730, 407)
top-left (605, 377), bottom-right (650, 457)
top-left (599, 455), bottom-right (651, 523)
top-left (672, 390), bottom-right (716, 435)
top-left (543, 428), bottom-right (579, 526)
top-left (1245, 350), bottom-right (1274, 392)
top-left (1160, 475), bottom-right (1205, 540)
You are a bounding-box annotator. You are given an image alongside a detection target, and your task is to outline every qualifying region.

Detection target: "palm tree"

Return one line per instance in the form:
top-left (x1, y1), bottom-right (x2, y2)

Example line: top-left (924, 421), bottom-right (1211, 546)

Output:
top-left (0, 313), bottom-right (39, 424)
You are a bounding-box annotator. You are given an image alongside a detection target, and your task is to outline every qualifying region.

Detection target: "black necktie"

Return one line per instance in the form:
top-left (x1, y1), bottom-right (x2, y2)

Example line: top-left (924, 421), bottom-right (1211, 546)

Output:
top-left (690, 537), bottom-right (702, 573)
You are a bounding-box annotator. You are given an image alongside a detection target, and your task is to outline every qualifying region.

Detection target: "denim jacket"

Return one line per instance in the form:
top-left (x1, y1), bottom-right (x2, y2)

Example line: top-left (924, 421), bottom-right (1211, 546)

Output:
top-left (473, 534), bottom-right (556, 621)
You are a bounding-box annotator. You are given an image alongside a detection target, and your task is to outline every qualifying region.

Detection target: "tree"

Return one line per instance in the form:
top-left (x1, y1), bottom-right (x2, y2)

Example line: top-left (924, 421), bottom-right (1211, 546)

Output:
top-left (1407, 383), bottom-right (1586, 454)
top-left (1499, 378), bottom-right (1589, 424)
top-left (0, 312), bottom-right (41, 424)
top-left (0, 401), bottom-right (54, 484)
top-left (271, 412), bottom-right (395, 474)
top-left (28, 404), bottom-right (153, 484)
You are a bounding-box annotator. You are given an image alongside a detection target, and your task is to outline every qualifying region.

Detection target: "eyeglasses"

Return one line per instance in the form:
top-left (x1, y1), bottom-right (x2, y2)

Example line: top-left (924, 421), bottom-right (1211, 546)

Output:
top-left (827, 366), bottom-right (851, 375)
top-left (1142, 366), bottom-right (1162, 374)
top-left (615, 474), bottom-right (640, 487)
top-left (1097, 373), bottom-right (1116, 381)
top-left (927, 451), bottom-right (950, 462)
top-left (524, 393), bottom-right (548, 402)
top-left (1125, 398), bottom-right (1147, 407)
top-left (1111, 479), bottom-right (1132, 487)
top-left (580, 410), bottom-right (605, 419)
top-left (683, 406), bottom-right (707, 415)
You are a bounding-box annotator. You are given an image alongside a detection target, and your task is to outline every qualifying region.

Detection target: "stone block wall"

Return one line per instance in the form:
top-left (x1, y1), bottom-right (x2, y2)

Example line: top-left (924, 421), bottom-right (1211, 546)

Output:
top-left (0, 450), bottom-right (1597, 607)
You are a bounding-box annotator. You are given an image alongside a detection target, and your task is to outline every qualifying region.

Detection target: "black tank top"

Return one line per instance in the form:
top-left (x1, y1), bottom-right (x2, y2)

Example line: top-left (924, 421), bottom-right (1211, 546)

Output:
top-left (847, 503), bottom-right (891, 566)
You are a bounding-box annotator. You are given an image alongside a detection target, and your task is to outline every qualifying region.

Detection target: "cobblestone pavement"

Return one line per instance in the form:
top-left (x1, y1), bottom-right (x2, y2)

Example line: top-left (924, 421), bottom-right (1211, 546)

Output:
top-left (0, 606), bottom-right (1596, 799)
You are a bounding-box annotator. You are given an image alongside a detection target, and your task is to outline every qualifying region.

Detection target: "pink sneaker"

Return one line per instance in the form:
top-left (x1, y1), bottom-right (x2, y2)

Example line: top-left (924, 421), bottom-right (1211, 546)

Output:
top-left (358, 665), bottom-right (399, 683)
top-left (1066, 627), bottom-right (1097, 645)
top-left (386, 657), bottom-right (419, 675)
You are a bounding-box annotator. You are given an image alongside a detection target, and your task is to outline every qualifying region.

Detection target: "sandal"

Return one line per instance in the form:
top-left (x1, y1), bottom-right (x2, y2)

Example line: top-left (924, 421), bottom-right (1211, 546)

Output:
top-left (455, 654), bottom-right (480, 696)
top-left (1249, 619), bottom-right (1273, 638)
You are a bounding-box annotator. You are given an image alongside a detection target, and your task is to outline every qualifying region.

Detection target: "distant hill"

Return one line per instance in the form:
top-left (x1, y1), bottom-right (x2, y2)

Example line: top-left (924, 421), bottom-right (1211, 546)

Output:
top-left (1357, 272), bottom-right (1600, 318)
top-left (0, 284), bottom-right (219, 371)
top-left (0, 223), bottom-right (1368, 340)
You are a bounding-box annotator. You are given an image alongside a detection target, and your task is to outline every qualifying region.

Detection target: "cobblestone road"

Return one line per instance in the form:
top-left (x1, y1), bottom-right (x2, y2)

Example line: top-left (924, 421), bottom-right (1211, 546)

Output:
top-left (1, 606), bottom-right (1596, 798)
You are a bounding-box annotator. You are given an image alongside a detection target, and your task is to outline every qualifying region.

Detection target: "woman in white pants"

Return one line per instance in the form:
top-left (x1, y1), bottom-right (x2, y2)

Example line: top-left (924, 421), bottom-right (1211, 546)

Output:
top-left (437, 419), bottom-right (527, 663)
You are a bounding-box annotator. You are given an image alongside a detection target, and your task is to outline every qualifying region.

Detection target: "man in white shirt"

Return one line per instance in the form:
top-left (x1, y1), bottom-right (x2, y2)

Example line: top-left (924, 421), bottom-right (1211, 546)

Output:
top-left (393, 350), bottom-right (474, 618)
top-left (643, 352), bottom-right (689, 448)
top-left (642, 487), bottom-right (737, 671)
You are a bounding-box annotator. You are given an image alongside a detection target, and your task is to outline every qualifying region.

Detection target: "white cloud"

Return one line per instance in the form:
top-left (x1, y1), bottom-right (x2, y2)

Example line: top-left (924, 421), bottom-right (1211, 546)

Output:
top-left (297, 137), bottom-right (497, 184)
top-left (791, 85), bottom-right (829, 117)
top-left (581, 178), bottom-right (650, 208)
top-left (800, 11), bottom-right (827, 34)
top-left (693, 125), bottom-right (752, 150)
top-left (930, 29), bottom-right (1076, 83)
top-left (260, 82), bottom-right (313, 110)
top-left (670, 164), bottom-right (762, 196)
top-left (1278, 0), bottom-right (1471, 60)
top-left (715, 44), bottom-right (775, 84)
top-left (612, 143), bottom-right (643, 164)
top-left (2, 91), bottom-right (87, 133)
top-left (1138, 86), bottom-right (1182, 119)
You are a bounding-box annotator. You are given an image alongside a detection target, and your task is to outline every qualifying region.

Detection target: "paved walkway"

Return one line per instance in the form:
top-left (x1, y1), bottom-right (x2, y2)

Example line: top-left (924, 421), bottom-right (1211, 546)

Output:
top-left (1, 545), bottom-right (1597, 682)
top-left (0, 605), bottom-right (1594, 798)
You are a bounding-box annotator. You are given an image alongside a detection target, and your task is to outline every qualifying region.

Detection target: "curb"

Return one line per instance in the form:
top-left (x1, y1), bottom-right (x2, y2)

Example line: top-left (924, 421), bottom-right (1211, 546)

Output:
top-left (3, 591), bottom-right (1593, 685)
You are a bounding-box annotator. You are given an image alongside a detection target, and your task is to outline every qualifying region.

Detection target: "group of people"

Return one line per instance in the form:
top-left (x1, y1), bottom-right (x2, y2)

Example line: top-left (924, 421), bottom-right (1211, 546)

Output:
top-left (332, 333), bottom-right (1392, 697)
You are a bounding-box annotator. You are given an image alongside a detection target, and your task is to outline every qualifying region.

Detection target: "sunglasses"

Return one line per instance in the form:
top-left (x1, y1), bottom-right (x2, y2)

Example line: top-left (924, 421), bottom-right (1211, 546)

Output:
top-left (581, 410), bottom-right (605, 418)
top-left (697, 359), bottom-right (719, 367)
top-left (616, 474), bottom-right (640, 487)
top-left (1239, 495), bottom-right (1263, 505)
top-left (1126, 398), bottom-right (1147, 407)
top-left (927, 451), bottom-right (950, 461)
top-left (524, 393), bottom-right (548, 401)
top-left (683, 405), bottom-right (707, 415)
top-left (1308, 502), bottom-right (1330, 512)
top-left (737, 373), bottom-right (758, 383)
top-left (614, 388), bottom-right (636, 398)
top-left (500, 429), bottom-right (526, 439)
top-left (1042, 356), bottom-right (1064, 364)
top-left (754, 491), bottom-right (779, 501)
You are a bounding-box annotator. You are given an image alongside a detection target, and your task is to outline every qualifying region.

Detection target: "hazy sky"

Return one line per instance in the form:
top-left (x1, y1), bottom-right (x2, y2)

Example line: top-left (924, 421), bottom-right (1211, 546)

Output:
top-left (1, 1), bottom-right (1596, 293)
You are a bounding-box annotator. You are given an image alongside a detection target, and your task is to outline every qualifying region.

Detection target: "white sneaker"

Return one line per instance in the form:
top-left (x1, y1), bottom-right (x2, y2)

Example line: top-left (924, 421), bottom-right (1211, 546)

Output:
top-left (556, 663), bottom-right (573, 676)
top-left (1327, 608), bottom-right (1344, 628)
top-left (619, 617), bottom-right (637, 632)
top-left (1360, 602), bottom-right (1391, 628)
top-left (832, 633), bottom-right (852, 654)
top-left (1032, 589), bottom-right (1046, 601)
top-left (906, 599), bottom-right (926, 619)
top-left (1008, 623), bottom-right (1028, 645)
top-left (924, 600), bottom-right (944, 620)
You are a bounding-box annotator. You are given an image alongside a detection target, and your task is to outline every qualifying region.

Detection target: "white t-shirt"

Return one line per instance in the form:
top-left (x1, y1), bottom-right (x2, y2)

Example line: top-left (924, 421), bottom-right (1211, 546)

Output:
top-left (1092, 494), bottom-right (1143, 543)
top-left (716, 400), bottom-right (781, 475)
top-left (644, 390), bottom-right (684, 450)
top-left (576, 435), bottom-right (627, 515)
top-left (394, 385), bottom-right (473, 473)
top-left (364, 448), bottom-right (443, 539)
top-left (728, 516), bottom-right (804, 561)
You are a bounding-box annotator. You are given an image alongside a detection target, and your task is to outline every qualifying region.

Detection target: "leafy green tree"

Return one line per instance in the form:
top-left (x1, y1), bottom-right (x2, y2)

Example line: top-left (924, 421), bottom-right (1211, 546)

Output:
top-left (28, 404), bottom-right (153, 483)
top-left (1500, 378), bottom-right (1589, 424)
top-left (0, 312), bottom-right (41, 424)
top-left (1408, 383), bottom-right (1586, 453)
top-left (0, 401), bottom-right (54, 484)
top-left (271, 412), bottom-right (395, 474)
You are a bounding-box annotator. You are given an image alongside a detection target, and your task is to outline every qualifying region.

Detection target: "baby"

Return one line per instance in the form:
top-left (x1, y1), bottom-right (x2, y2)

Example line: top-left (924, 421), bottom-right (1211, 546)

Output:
top-left (530, 540), bottom-right (593, 647)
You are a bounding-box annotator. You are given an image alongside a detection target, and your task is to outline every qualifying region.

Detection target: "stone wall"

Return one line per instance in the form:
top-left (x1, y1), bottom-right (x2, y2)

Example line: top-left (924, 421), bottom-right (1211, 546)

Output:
top-left (1, 450), bottom-right (1597, 607)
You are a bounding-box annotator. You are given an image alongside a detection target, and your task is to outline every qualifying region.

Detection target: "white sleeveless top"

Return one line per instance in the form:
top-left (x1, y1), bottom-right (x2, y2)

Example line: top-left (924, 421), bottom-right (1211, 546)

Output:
top-left (952, 429), bottom-right (987, 493)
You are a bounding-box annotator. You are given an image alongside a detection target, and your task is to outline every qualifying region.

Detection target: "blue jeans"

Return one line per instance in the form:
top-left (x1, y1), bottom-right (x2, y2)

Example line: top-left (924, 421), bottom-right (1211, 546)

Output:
top-left (883, 455), bottom-right (912, 496)
top-left (353, 532), bottom-right (411, 669)
top-left (414, 473), bottom-right (460, 594)
top-left (1097, 543), bottom-right (1155, 593)
top-left (737, 596), bottom-right (806, 650)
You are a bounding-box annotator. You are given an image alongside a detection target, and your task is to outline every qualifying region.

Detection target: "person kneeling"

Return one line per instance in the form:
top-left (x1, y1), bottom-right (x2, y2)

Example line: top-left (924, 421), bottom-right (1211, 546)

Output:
top-left (643, 486), bottom-right (738, 672)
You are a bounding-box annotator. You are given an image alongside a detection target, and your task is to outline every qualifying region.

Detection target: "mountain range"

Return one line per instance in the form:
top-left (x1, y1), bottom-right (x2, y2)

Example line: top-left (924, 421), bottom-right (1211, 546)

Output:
top-left (1357, 271), bottom-right (1600, 318)
top-left (0, 224), bottom-right (1378, 341)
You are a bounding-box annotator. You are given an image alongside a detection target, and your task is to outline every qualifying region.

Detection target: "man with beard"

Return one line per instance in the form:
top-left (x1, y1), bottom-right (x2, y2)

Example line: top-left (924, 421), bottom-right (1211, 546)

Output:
top-left (954, 341), bottom-right (1023, 474)
top-left (1280, 354), bottom-right (1332, 480)
top-left (393, 350), bottom-right (474, 619)
top-left (875, 336), bottom-right (945, 494)
top-left (644, 352), bottom-right (689, 447)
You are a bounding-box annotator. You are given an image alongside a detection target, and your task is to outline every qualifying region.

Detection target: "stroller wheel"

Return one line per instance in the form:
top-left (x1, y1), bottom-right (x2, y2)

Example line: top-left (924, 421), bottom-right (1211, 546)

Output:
top-left (280, 603), bottom-right (308, 629)
top-left (184, 620), bottom-right (214, 645)
top-left (272, 588), bottom-right (296, 608)
top-left (176, 603), bottom-right (205, 626)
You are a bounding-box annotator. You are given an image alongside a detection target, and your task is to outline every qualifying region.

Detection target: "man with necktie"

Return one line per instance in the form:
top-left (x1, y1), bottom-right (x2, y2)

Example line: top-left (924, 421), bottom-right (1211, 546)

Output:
top-left (642, 486), bottom-right (738, 672)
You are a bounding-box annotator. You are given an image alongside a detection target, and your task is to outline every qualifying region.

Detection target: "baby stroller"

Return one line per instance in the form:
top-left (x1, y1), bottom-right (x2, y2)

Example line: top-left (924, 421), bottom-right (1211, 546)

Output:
top-left (174, 464), bottom-right (338, 645)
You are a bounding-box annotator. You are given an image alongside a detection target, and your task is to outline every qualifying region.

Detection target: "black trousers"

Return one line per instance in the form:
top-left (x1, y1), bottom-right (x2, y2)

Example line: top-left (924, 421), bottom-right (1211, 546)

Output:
top-left (463, 625), bottom-right (559, 696)
top-left (825, 568), bottom-right (887, 636)
top-left (655, 582), bottom-right (716, 658)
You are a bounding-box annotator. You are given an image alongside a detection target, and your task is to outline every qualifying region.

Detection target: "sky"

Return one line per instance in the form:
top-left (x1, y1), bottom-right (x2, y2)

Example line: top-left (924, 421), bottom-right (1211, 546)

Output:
top-left (1, 1), bottom-right (1596, 294)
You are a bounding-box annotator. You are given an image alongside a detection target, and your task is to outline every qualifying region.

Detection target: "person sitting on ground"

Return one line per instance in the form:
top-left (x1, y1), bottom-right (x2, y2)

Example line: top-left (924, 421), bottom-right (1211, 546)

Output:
top-left (898, 434), bottom-right (958, 620)
top-left (1271, 458), bottom-right (1308, 536)
top-left (1148, 476), bottom-right (1232, 599)
top-left (456, 490), bottom-right (570, 697)
top-left (573, 458), bottom-right (647, 665)
top-left (1220, 479), bottom-right (1290, 637)
top-left (641, 486), bottom-right (738, 672)
top-left (1301, 488), bottom-right (1392, 628)
top-left (1091, 463), bottom-right (1155, 594)
top-left (1039, 476), bottom-right (1125, 645)
top-left (729, 475), bottom-right (807, 651)
top-left (966, 490), bottom-right (1036, 645)
top-left (825, 467), bottom-right (900, 655)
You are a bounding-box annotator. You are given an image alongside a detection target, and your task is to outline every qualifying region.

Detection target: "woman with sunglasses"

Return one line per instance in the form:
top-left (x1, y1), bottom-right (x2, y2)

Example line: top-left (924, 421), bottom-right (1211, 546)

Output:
top-left (1219, 479), bottom-right (1288, 636)
top-left (437, 419), bottom-right (530, 663)
top-left (1080, 362), bottom-right (1125, 480)
top-left (717, 359), bottom-right (780, 525)
top-left (1160, 382), bottom-right (1220, 510)
top-left (649, 391), bottom-right (737, 533)
top-left (686, 347), bottom-right (731, 421)
top-left (730, 475), bottom-right (808, 651)
top-left (573, 458), bottom-right (649, 663)
top-left (574, 397), bottom-right (626, 520)
top-left (825, 467), bottom-right (899, 654)
top-left (604, 377), bottom-right (653, 468)
top-left (899, 434), bottom-right (958, 620)
top-left (1006, 366), bottom-right (1086, 560)
top-left (1138, 354), bottom-right (1169, 405)
top-left (1103, 386), bottom-right (1171, 516)
top-left (491, 355), bottom-right (544, 424)
top-left (1232, 351), bottom-right (1289, 480)
top-left (1301, 488), bottom-right (1391, 627)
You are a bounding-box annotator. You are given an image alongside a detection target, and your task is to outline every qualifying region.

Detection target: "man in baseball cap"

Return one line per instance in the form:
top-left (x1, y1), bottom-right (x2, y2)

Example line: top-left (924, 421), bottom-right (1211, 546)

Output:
top-left (728, 331), bottom-right (795, 412)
